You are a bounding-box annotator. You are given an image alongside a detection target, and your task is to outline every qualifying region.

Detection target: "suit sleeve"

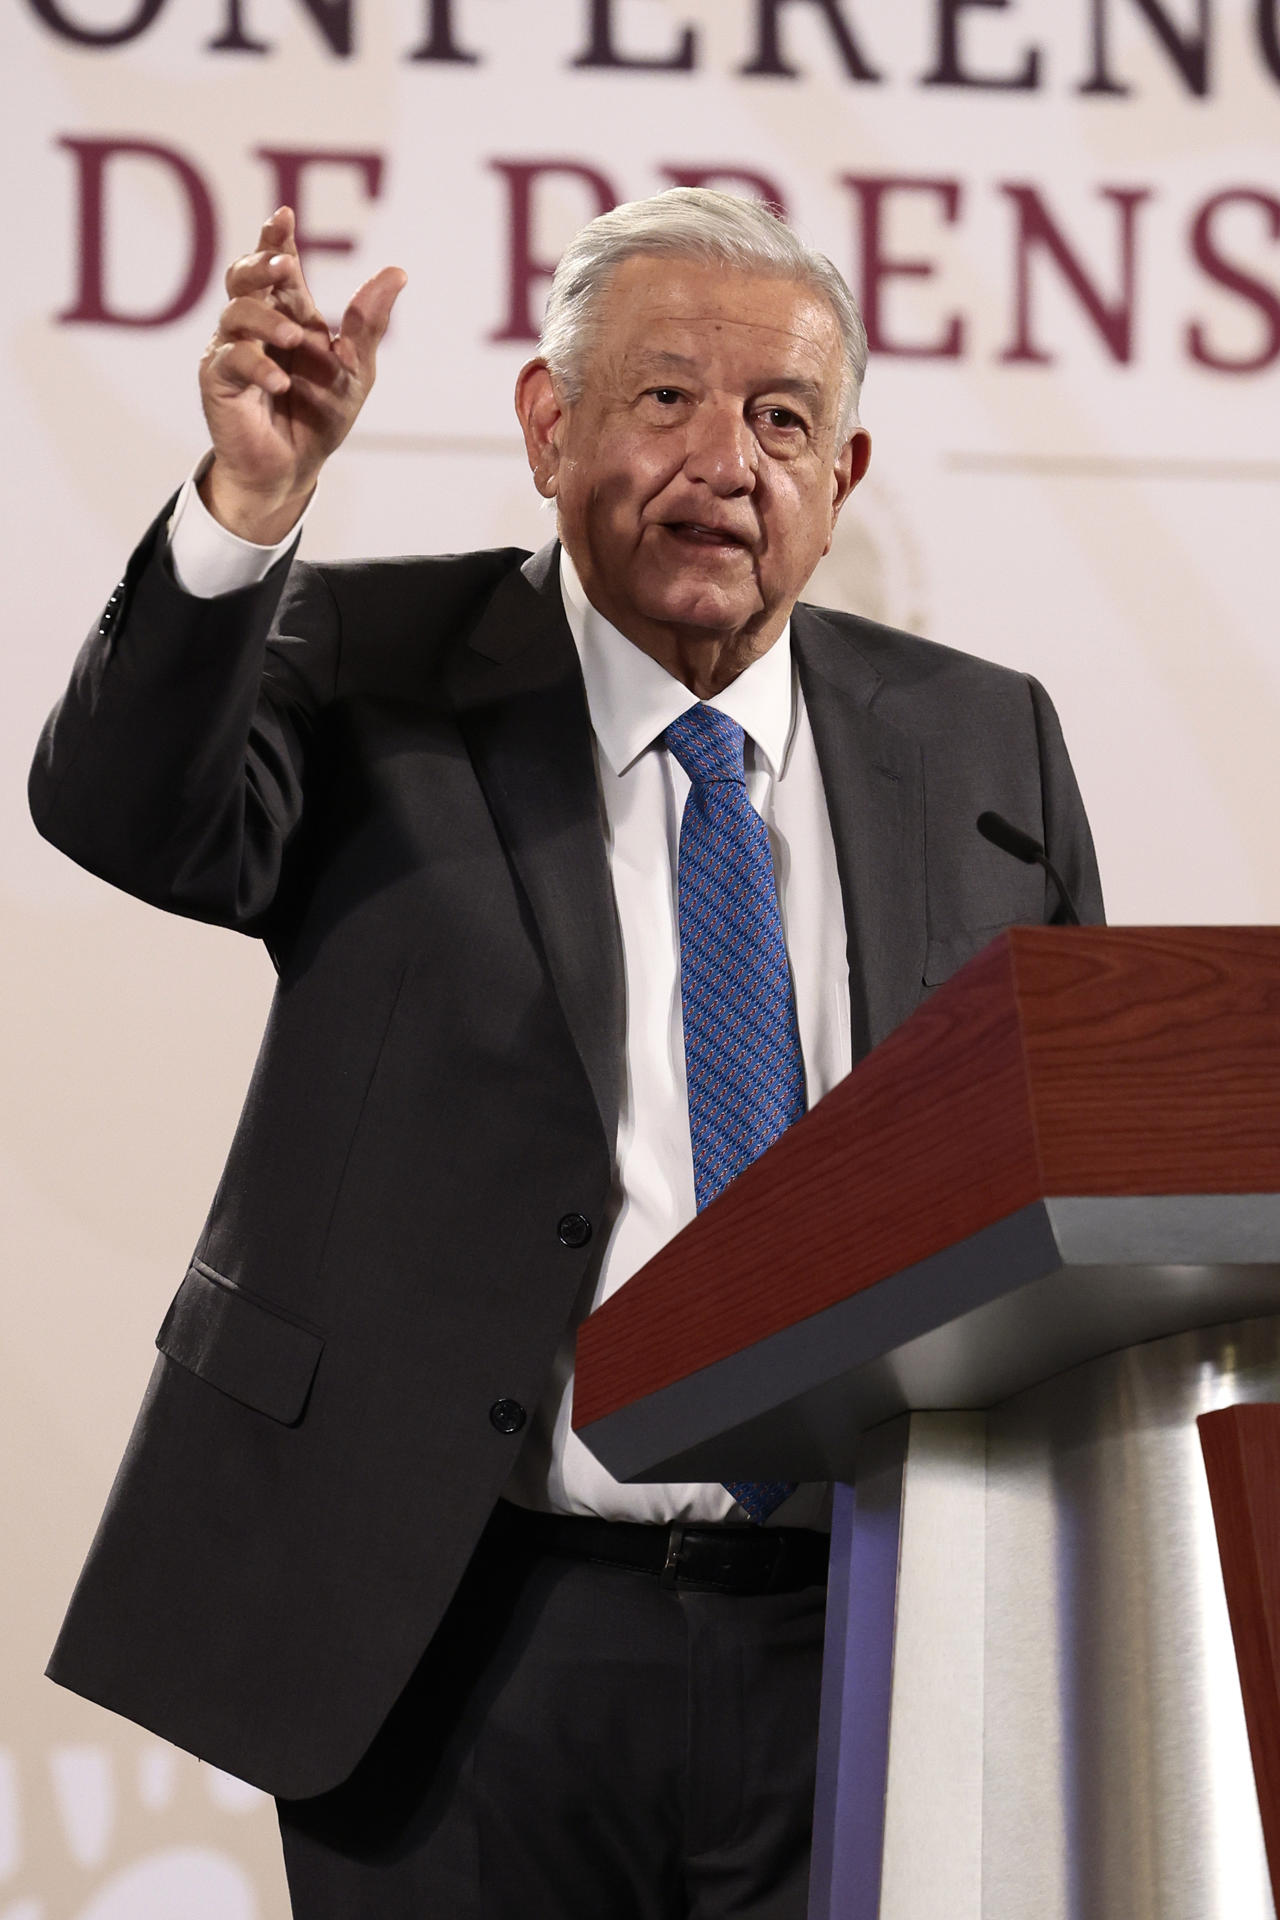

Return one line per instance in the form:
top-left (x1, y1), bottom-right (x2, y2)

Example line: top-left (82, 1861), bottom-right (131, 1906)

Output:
top-left (1027, 674), bottom-right (1105, 927)
top-left (28, 499), bottom-right (341, 935)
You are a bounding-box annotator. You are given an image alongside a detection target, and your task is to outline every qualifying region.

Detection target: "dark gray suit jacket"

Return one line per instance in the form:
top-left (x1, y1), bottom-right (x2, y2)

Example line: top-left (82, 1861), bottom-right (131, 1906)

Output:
top-left (29, 511), bottom-right (1102, 1799)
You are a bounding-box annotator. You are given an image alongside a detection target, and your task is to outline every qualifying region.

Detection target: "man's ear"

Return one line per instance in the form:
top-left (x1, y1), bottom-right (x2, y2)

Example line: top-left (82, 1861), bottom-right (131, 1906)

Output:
top-left (515, 360), bottom-right (565, 497)
top-left (822, 427), bottom-right (872, 554)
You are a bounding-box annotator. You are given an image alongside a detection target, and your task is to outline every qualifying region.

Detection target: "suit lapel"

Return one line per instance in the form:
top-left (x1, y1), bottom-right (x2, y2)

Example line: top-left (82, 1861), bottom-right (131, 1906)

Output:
top-left (449, 542), bottom-right (624, 1148)
top-left (792, 603), bottom-right (926, 1059)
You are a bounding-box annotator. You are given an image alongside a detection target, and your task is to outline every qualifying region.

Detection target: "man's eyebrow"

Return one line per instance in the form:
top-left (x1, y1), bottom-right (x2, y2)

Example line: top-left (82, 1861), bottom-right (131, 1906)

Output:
top-left (758, 376), bottom-right (825, 411)
top-left (630, 351), bottom-right (701, 377)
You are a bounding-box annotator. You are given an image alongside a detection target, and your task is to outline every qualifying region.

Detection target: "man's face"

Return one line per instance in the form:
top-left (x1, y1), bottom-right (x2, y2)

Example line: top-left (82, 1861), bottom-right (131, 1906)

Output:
top-left (517, 254), bottom-right (869, 690)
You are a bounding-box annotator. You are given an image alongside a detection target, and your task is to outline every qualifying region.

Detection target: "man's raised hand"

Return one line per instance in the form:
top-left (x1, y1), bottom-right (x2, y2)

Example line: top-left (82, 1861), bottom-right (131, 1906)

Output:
top-left (197, 207), bottom-right (406, 545)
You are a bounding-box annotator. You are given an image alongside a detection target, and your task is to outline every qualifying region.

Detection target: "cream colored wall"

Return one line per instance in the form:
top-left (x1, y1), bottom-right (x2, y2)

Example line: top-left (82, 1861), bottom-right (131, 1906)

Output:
top-left (6, 3), bottom-right (1278, 1912)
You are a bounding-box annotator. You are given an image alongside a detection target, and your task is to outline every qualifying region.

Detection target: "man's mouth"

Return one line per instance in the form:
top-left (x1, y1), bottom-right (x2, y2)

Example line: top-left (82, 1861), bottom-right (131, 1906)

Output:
top-left (661, 521), bottom-right (752, 550)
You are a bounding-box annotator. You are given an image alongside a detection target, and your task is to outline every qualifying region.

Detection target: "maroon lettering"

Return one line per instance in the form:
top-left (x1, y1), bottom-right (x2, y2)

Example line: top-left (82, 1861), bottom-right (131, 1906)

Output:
top-left (1256, 0), bottom-right (1280, 82)
top-left (661, 165), bottom-right (790, 216)
top-left (1079, 0), bottom-right (1210, 97)
top-left (57, 135), bottom-right (217, 327)
top-left (488, 159), bottom-right (617, 343)
top-left (254, 149), bottom-right (384, 283)
top-left (739, 0), bottom-right (880, 81)
top-left (406, 0), bottom-right (479, 63)
top-left (207, 0), bottom-right (352, 55)
top-left (842, 176), bottom-right (965, 357)
top-left (921, 0), bottom-right (1040, 90)
top-left (1000, 183), bottom-right (1150, 364)
top-left (25, 0), bottom-right (165, 46)
top-left (571, 0), bottom-right (696, 69)
top-left (1187, 189), bottom-right (1280, 372)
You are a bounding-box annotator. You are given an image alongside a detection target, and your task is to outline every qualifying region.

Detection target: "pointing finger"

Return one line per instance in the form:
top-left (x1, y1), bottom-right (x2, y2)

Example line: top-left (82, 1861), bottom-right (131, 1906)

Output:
top-left (226, 210), bottom-right (324, 328)
top-left (257, 206), bottom-right (297, 256)
top-left (225, 249), bottom-right (295, 299)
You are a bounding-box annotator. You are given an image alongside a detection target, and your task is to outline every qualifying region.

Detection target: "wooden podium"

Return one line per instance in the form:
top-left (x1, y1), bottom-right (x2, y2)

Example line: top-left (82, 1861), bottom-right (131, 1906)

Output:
top-left (574, 927), bottom-right (1280, 1920)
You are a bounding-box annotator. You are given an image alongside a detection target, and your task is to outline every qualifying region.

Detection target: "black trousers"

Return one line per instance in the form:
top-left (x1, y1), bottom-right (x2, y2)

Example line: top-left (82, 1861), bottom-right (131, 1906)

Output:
top-left (277, 1510), bottom-right (827, 1919)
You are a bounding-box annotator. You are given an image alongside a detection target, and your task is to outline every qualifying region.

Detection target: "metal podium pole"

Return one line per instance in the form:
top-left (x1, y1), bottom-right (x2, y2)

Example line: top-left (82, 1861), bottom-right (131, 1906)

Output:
top-left (813, 1315), bottom-right (1280, 1920)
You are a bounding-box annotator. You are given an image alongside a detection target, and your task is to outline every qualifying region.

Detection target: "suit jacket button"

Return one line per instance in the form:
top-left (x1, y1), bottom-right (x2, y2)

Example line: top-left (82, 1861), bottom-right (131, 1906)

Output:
top-left (490, 1398), bottom-right (527, 1435)
top-left (558, 1212), bottom-right (592, 1248)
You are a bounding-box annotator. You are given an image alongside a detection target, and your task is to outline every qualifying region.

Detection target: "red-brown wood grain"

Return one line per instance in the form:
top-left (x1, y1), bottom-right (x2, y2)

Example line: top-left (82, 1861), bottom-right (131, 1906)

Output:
top-left (575, 927), bottom-right (1280, 1432)
top-left (1016, 927), bottom-right (1280, 1195)
top-left (1197, 1404), bottom-right (1280, 1915)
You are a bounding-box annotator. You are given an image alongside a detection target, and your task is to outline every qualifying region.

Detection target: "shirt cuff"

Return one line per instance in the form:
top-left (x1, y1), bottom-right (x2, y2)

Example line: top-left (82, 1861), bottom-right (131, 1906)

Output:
top-left (166, 455), bottom-right (312, 599)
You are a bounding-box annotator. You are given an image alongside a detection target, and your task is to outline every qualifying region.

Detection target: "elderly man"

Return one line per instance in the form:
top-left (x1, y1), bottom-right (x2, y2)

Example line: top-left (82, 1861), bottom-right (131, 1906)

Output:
top-left (32, 190), bottom-right (1101, 1917)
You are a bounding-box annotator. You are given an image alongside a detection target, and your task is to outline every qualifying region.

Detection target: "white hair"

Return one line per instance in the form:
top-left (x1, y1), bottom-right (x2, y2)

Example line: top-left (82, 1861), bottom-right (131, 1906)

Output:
top-left (538, 187), bottom-right (868, 440)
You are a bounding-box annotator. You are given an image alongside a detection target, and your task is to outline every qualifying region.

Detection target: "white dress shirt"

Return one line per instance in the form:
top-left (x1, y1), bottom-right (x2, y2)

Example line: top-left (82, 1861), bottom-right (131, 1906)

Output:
top-left (167, 483), bottom-right (851, 1528)
top-left (167, 461), bottom-right (304, 596)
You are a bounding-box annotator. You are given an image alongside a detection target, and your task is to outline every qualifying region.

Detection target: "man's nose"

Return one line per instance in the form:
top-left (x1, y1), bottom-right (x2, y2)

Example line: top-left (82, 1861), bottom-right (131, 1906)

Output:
top-left (682, 403), bottom-right (757, 494)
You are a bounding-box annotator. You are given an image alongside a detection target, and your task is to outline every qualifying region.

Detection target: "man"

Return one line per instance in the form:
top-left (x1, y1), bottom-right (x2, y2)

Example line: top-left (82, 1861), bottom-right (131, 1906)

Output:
top-left (31, 189), bottom-right (1102, 1917)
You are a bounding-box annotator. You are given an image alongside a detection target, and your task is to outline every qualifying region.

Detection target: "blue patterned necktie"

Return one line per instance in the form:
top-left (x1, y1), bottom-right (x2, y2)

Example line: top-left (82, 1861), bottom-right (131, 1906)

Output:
top-left (664, 703), bottom-right (806, 1525)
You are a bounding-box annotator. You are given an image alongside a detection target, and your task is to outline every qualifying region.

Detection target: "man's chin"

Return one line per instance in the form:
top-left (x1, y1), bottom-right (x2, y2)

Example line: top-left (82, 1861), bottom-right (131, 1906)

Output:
top-left (637, 584), bottom-right (765, 639)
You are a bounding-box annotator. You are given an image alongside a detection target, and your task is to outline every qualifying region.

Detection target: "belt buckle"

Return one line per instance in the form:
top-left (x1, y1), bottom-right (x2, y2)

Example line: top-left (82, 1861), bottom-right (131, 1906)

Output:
top-left (659, 1522), bottom-right (687, 1589)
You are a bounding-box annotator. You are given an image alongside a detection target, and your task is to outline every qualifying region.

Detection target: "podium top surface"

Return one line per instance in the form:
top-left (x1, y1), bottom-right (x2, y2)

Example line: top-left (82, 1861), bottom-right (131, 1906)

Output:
top-left (573, 926), bottom-right (1280, 1459)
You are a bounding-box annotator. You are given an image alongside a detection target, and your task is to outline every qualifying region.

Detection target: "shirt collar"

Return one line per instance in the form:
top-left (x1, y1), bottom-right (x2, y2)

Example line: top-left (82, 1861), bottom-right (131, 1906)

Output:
top-left (558, 546), bottom-right (794, 778)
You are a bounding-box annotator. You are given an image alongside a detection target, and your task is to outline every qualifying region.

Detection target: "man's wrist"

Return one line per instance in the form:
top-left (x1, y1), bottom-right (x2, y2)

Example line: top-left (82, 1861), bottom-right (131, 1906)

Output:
top-left (168, 458), bottom-right (312, 599)
top-left (197, 459), bottom-right (315, 548)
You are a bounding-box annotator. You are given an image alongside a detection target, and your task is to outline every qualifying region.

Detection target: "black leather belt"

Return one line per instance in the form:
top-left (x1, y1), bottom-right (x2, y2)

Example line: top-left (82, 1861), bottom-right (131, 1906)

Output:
top-left (495, 1502), bottom-right (829, 1595)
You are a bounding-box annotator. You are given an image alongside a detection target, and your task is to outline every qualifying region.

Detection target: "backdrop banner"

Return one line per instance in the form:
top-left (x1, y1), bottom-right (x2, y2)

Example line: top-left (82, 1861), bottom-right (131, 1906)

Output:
top-left (6, 3), bottom-right (1279, 1914)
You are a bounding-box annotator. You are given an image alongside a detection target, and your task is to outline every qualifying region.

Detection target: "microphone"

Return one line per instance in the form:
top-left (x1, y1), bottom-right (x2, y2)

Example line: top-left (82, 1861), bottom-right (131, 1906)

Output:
top-left (976, 810), bottom-right (1082, 926)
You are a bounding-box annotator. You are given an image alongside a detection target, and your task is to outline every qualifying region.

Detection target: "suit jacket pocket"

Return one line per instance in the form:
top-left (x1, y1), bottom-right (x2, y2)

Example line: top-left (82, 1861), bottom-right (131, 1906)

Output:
top-left (923, 923), bottom-right (1010, 988)
top-left (156, 1260), bottom-right (324, 1426)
